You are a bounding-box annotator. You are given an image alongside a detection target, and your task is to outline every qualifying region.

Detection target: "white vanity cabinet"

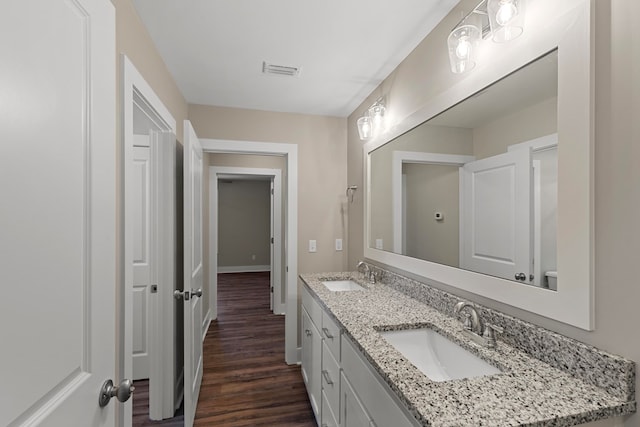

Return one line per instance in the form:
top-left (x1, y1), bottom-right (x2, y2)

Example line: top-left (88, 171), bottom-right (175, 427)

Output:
top-left (301, 290), bottom-right (323, 419)
top-left (341, 335), bottom-right (420, 427)
top-left (301, 284), bottom-right (419, 427)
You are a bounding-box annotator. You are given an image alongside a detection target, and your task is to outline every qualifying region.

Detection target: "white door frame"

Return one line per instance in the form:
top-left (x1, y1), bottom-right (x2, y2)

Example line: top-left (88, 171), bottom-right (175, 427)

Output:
top-left (209, 167), bottom-right (284, 318)
top-left (201, 139), bottom-right (298, 364)
top-left (122, 55), bottom-right (178, 423)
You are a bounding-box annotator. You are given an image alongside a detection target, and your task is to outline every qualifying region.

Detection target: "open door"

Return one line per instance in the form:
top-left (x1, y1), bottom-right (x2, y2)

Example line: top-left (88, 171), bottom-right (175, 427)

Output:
top-left (178, 121), bottom-right (205, 427)
top-left (460, 149), bottom-right (533, 283)
top-left (150, 130), bottom-right (179, 419)
top-left (1, 0), bottom-right (122, 425)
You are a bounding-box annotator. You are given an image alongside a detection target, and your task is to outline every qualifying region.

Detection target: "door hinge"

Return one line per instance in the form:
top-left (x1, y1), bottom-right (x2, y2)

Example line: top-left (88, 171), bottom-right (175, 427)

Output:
top-left (271, 188), bottom-right (274, 195)
top-left (270, 287), bottom-right (274, 293)
top-left (271, 237), bottom-right (274, 244)
top-left (286, 266), bottom-right (288, 273)
top-left (150, 284), bottom-right (158, 293)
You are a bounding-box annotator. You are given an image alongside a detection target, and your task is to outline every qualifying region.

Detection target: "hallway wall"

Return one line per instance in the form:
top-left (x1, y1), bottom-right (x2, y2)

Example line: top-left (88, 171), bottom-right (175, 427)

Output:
top-left (189, 104), bottom-right (349, 275)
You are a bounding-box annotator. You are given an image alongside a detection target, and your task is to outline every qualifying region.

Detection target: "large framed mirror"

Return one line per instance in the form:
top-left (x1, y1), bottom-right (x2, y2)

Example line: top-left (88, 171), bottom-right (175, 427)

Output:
top-left (364, 1), bottom-right (594, 330)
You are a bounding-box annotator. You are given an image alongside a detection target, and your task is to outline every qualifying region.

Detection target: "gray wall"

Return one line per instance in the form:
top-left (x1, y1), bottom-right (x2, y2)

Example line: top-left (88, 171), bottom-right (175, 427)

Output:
top-left (218, 179), bottom-right (271, 269)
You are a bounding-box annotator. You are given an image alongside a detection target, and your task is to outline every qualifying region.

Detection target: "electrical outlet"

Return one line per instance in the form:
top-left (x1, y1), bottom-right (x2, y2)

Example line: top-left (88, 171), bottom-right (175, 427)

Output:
top-left (335, 238), bottom-right (343, 251)
top-left (375, 239), bottom-right (383, 249)
top-left (308, 240), bottom-right (317, 253)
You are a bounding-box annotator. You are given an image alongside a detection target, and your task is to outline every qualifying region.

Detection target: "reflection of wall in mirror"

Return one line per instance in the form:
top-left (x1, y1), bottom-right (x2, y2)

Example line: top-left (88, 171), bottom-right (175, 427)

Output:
top-left (404, 162), bottom-right (459, 267)
top-left (473, 97), bottom-right (557, 159)
top-left (369, 125), bottom-right (473, 252)
top-left (534, 147), bottom-right (558, 286)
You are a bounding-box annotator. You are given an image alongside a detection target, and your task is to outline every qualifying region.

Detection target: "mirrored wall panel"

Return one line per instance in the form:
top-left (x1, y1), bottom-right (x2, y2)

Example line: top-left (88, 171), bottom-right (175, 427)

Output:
top-left (369, 50), bottom-right (559, 289)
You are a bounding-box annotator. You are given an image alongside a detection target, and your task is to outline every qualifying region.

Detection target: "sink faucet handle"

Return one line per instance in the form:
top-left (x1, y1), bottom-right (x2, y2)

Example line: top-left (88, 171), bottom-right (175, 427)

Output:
top-left (483, 323), bottom-right (504, 348)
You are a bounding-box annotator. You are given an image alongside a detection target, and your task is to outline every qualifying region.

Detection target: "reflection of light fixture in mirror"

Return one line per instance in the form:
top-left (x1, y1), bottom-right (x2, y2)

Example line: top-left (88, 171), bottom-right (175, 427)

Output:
top-left (448, 24), bottom-right (481, 74)
top-left (357, 98), bottom-right (386, 141)
top-left (488, 0), bottom-right (525, 42)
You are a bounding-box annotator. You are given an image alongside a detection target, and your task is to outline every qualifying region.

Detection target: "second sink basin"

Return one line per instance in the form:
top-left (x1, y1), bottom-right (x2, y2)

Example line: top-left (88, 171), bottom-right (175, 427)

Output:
top-left (322, 280), bottom-right (366, 292)
top-left (380, 328), bottom-right (501, 382)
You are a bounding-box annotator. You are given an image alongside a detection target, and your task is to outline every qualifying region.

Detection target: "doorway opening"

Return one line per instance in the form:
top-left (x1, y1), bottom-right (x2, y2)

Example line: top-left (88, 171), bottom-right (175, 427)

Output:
top-left (202, 139), bottom-right (299, 364)
top-left (210, 166), bottom-right (284, 317)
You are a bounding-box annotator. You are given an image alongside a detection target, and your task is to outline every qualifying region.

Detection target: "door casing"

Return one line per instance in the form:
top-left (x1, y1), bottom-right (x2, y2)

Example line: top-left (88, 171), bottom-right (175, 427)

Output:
top-left (209, 167), bottom-right (284, 318)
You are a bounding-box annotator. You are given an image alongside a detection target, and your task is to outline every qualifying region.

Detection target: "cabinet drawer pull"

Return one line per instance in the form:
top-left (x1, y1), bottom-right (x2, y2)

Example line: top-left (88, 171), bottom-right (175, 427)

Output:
top-left (305, 329), bottom-right (312, 337)
top-left (322, 327), bottom-right (334, 339)
top-left (321, 369), bottom-right (334, 386)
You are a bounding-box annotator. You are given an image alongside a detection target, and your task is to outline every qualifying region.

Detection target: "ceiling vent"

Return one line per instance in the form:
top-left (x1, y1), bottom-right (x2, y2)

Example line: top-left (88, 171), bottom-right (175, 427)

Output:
top-left (262, 61), bottom-right (301, 77)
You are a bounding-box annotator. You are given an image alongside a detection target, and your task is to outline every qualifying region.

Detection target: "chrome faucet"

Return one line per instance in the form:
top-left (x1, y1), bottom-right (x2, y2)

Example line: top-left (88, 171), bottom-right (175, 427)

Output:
top-left (357, 261), bottom-right (377, 284)
top-left (454, 301), bottom-right (483, 335)
top-left (454, 301), bottom-right (503, 348)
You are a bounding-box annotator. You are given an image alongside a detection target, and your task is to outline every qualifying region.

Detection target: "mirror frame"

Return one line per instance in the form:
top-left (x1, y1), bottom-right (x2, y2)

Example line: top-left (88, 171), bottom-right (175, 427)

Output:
top-left (364, 0), bottom-right (594, 330)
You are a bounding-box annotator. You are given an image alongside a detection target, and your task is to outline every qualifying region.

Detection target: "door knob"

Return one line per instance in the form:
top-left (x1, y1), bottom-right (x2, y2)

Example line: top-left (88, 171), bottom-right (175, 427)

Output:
top-left (514, 273), bottom-right (526, 281)
top-left (98, 379), bottom-right (135, 407)
top-left (192, 288), bottom-right (203, 298)
top-left (174, 289), bottom-right (190, 301)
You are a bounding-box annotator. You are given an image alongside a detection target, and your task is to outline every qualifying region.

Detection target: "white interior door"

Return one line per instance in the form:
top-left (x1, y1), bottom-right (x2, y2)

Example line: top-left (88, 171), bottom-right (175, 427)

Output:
top-left (152, 131), bottom-right (179, 420)
top-left (460, 149), bottom-right (533, 283)
top-left (182, 121), bottom-right (205, 427)
top-left (132, 143), bottom-right (153, 381)
top-left (0, 0), bottom-right (120, 426)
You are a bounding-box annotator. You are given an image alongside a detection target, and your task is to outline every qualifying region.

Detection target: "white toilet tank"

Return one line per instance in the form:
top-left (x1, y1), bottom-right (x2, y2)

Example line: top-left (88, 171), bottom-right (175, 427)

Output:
top-left (545, 271), bottom-right (557, 291)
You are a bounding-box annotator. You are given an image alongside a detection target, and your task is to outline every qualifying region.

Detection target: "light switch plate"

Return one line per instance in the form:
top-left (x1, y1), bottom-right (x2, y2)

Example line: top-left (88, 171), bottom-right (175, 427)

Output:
top-left (375, 239), bottom-right (384, 249)
top-left (309, 240), bottom-right (317, 253)
top-left (335, 238), bottom-right (343, 251)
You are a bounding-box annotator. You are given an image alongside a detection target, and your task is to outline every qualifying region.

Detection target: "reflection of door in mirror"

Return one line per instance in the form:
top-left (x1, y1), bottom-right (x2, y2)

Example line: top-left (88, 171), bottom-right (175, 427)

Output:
top-left (460, 148), bottom-right (533, 284)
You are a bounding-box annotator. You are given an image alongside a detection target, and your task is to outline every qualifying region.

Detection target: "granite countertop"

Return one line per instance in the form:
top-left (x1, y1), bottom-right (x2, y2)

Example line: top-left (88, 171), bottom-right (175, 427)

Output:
top-left (300, 271), bottom-right (636, 427)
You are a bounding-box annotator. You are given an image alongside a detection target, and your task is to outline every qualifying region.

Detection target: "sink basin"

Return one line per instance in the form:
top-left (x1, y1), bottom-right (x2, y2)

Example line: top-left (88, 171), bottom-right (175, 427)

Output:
top-left (380, 328), bottom-right (501, 382)
top-left (321, 280), bottom-right (366, 292)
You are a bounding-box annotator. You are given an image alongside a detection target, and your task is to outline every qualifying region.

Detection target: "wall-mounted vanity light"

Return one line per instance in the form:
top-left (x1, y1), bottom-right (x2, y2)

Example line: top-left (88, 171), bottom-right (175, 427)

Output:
top-left (448, 0), bottom-right (525, 74)
top-left (357, 98), bottom-right (386, 141)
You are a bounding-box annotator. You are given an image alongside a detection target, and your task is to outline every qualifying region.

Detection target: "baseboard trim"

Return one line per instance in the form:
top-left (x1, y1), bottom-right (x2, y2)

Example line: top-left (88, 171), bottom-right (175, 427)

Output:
top-left (218, 265), bottom-right (270, 273)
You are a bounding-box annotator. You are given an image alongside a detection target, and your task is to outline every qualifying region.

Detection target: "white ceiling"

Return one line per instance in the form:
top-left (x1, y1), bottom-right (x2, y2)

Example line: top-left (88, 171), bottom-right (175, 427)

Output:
top-left (132, 0), bottom-right (460, 117)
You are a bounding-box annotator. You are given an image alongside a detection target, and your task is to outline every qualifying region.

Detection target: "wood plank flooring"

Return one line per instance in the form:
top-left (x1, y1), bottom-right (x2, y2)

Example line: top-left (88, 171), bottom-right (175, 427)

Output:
top-left (133, 271), bottom-right (316, 426)
top-left (194, 272), bottom-right (316, 426)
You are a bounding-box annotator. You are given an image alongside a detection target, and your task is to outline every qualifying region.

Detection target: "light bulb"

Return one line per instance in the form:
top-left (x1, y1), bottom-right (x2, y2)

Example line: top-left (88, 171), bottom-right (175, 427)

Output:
top-left (362, 121), bottom-right (370, 134)
top-left (455, 37), bottom-right (471, 59)
top-left (496, 1), bottom-right (518, 26)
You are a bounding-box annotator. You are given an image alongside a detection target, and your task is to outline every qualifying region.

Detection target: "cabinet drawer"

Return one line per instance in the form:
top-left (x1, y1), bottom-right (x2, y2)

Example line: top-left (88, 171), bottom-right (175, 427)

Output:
top-left (321, 341), bottom-right (340, 416)
top-left (341, 335), bottom-right (419, 427)
top-left (301, 284), bottom-right (322, 327)
top-left (322, 310), bottom-right (341, 361)
top-left (321, 390), bottom-right (339, 427)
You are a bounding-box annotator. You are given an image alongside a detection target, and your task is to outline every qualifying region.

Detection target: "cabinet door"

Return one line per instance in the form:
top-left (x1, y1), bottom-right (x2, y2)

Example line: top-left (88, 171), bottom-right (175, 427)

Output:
top-left (302, 308), bottom-right (322, 418)
top-left (341, 373), bottom-right (371, 427)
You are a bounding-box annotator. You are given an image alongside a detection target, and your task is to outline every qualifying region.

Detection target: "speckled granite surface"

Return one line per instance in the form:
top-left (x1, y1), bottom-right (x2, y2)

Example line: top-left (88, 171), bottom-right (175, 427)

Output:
top-left (300, 271), bottom-right (636, 427)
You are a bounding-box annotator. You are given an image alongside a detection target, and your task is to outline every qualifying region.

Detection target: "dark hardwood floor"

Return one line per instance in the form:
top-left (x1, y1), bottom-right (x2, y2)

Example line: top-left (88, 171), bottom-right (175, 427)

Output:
top-left (132, 380), bottom-right (184, 427)
top-left (195, 272), bottom-right (315, 426)
top-left (133, 271), bottom-right (315, 426)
